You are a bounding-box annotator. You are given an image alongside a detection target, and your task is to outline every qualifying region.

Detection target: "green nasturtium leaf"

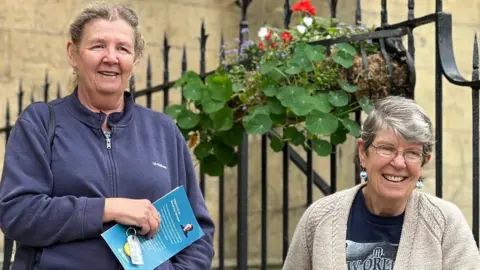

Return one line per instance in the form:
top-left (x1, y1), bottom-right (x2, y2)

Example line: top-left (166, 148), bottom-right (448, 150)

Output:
top-left (221, 124), bottom-right (243, 147)
top-left (284, 63), bottom-right (302, 75)
top-left (200, 155), bottom-right (224, 176)
top-left (174, 70), bottom-right (201, 88)
top-left (276, 86), bottom-right (308, 107)
top-left (260, 60), bottom-right (277, 74)
top-left (232, 82), bottom-right (243, 92)
top-left (337, 79), bottom-right (357, 93)
top-left (243, 113), bottom-right (272, 135)
top-left (270, 135), bottom-right (284, 152)
top-left (284, 127), bottom-right (305, 146)
top-left (336, 43), bottom-right (357, 56)
top-left (304, 44), bottom-right (326, 62)
top-left (177, 110), bottom-right (200, 129)
top-left (214, 143), bottom-right (238, 167)
top-left (311, 138), bottom-right (332, 156)
top-left (205, 74), bottom-right (233, 102)
top-left (328, 90), bottom-right (349, 107)
top-left (194, 142), bottom-right (213, 160)
top-left (339, 118), bottom-right (361, 137)
top-left (289, 95), bottom-right (315, 116)
top-left (359, 97), bottom-right (374, 114)
top-left (312, 93), bottom-right (333, 113)
top-left (267, 98), bottom-right (285, 115)
top-left (183, 82), bottom-right (203, 101)
top-left (201, 94), bottom-right (224, 114)
top-left (332, 50), bottom-right (354, 68)
top-left (305, 110), bottom-right (339, 135)
top-left (165, 104), bottom-right (184, 119)
top-left (210, 107), bottom-right (233, 131)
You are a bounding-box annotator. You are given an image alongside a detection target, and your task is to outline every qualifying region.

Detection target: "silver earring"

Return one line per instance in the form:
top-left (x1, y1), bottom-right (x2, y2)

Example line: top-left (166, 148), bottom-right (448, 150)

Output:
top-left (416, 178), bottom-right (424, 189)
top-left (360, 168), bottom-right (367, 182)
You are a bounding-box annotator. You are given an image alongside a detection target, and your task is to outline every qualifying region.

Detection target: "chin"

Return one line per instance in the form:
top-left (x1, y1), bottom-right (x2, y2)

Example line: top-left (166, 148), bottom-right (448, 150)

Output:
top-left (97, 85), bottom-right (124, 95)
top-left (377, 177), bottom-right (414, 200)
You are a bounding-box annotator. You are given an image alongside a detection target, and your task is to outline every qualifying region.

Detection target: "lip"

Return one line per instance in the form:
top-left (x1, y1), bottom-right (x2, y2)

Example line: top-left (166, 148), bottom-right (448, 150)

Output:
top-left (382, 174), bottom-right (409, 183)
top-left (98, 71), bottom-right (120, 75)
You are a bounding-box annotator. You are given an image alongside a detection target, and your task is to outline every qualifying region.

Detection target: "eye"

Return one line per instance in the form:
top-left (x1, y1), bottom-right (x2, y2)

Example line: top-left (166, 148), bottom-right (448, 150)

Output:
top-left (91, 44), bottom-right (104, 49)
top-left (406, 150), bottom-right (422, 157)
top-left (379, 145), bottom-right (395, 152)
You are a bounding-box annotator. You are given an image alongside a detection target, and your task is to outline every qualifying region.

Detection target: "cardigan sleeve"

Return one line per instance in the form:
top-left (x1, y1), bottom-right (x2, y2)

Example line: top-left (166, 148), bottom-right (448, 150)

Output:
top-left (441, 202), bottom-right (480, 269)
top-left (283, 202), bottom-right (315, 270)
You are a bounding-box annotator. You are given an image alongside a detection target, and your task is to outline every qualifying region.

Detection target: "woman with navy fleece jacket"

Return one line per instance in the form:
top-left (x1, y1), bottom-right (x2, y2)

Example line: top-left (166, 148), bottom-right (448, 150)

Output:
top-left (0, 3), bottom-right (214, 270)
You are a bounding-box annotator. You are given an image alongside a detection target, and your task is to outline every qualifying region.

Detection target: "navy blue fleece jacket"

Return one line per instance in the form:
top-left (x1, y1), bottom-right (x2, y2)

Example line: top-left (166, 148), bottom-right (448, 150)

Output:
top-left (0, 90), bottom-right (215, 270)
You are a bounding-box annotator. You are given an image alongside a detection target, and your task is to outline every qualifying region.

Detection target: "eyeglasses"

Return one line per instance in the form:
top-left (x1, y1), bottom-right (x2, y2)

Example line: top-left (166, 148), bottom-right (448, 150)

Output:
top-left (370, 144), bottom-right (424, 164)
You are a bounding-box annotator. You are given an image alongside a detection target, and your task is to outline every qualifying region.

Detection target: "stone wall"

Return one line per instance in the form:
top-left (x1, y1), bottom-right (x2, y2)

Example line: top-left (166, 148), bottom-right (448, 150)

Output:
top-left (0, 0), bottom-right (478, 269)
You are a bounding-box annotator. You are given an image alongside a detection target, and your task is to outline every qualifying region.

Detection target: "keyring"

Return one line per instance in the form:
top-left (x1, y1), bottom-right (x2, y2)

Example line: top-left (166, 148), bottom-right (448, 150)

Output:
top-left (126, 227), bottom-right (137, 237)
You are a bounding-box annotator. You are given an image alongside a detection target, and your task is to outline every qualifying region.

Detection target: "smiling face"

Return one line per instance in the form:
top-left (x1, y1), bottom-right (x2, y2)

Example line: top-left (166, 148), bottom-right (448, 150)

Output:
top-left (358, 129), bottom-right (430, 202)
top-left (67, 18), bottom-right (136, 96)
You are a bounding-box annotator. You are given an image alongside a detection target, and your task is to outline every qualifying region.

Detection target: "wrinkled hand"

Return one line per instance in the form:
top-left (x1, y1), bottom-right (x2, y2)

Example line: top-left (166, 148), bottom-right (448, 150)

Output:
top-left (103, 198), bottom-right (161, 239)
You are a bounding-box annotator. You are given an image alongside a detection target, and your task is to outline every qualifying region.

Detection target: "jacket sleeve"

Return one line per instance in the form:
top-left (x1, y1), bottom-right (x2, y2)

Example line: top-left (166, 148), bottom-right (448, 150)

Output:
top-left (441, 202), bottom-right (480, 269)
top-left (167, 125), bottom-right (215, 270)
top-left (0, 109), bottom-right (105, 247)
top-left (282, 203), bottom-right (314, 270)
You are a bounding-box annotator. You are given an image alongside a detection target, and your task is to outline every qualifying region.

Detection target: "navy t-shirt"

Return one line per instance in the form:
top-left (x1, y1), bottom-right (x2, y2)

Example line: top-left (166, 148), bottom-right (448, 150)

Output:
top-left (346, 187), bottom-right (404, 270)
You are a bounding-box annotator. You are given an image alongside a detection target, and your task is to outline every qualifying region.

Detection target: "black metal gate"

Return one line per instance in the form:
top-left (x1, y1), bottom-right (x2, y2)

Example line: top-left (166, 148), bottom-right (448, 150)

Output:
top-left (0, 0), bottom-right (479, 269)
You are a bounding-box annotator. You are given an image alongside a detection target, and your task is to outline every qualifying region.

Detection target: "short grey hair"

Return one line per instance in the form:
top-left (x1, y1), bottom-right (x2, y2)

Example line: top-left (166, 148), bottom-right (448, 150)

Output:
top-left (69, 2), bottom-right (145, 60)
top-left (361, 96), bottom-right (434, 159)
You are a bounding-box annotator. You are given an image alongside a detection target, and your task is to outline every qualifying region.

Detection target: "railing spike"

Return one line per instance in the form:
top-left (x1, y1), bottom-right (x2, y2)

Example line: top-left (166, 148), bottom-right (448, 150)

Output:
top-left (146, 55), bottom-right (152, 89)
top-left (57, 82), bottom-right (61, 99)
top-left (182, 44), bottom-right (187, 72)
top-left (381, 0), bottom-right (388, 26)
top-left (18, 79), bottom-right (24, 116)
top-left (473, 33), bottom-right (479, 71)
top-left (220, 33), bottom-right (225, 65)
top-left (329, 0), bottom-right (338, 18)
top-left (129, 74), bottom-right (136, 101)
top-left (284, 0), bottom-right (292, 29)
top-left (44, 71), bottom-right (50, 102)
top-left (6, 100), bottom-right (10, 124)
top-left (355, 0), bottom-right (362, 26)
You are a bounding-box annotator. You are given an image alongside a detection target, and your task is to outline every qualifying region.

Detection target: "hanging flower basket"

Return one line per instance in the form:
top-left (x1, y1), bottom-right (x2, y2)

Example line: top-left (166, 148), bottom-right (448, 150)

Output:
top-left (165, 0), bottom-right (411, 176)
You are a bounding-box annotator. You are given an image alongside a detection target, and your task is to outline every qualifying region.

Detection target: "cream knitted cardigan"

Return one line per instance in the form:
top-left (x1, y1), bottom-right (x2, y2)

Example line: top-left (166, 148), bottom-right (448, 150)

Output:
top-left (283, 183), bottom-right (480, 270)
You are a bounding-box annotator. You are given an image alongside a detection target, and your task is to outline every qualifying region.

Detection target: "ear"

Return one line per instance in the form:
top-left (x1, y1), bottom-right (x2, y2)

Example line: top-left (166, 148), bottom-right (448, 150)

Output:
top-left (357, 139), bottom-right (367, 166)
top-left (422, 154), bottom-right (432, 166)
top-left (66, 41), bottom-right (78, 69)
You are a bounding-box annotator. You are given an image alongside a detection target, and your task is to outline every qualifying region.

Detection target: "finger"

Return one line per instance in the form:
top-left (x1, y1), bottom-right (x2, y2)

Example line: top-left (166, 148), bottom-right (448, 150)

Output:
top-left (138, 222), bottom-right (150, 236)
top-left (146, 214), bottom-right (158, 239)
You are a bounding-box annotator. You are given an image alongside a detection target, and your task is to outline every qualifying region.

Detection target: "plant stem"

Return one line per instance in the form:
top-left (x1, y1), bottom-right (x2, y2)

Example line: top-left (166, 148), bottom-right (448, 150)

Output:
top-left (274, 68), bottom-right (291, 84)
top-left (337, 105), bottom-right (361, 117)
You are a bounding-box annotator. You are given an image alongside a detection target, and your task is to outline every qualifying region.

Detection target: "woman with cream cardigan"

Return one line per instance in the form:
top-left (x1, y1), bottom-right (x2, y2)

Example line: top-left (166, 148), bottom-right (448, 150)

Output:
top-left (283, 96), bottom-right (480, 269)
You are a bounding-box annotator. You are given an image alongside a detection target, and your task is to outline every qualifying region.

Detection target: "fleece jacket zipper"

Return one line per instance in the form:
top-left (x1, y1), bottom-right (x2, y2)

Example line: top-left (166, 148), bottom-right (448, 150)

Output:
top-left (103, 129), bottom-right (117, 197)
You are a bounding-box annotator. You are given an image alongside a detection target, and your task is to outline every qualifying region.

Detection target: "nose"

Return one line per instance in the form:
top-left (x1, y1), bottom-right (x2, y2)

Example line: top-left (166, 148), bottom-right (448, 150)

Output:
top-left (103, 48), bottom-right (119, 64)
top-left (390, 151), bottom-right (407, 168)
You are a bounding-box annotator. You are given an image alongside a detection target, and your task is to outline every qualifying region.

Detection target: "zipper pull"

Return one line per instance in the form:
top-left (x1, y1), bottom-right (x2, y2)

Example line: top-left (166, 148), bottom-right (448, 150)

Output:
top-left (104, 131), bottom-right (112, 149)
top-left (106, 136), bottom-right (112, 149)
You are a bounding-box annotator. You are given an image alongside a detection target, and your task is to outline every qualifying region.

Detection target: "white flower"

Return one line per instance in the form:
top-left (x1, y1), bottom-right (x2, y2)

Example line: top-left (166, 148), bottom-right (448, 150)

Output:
top-left (258, 27), bottom-right (269, 40)
top-left (297, 25), bottom-right (307, 34)
top-left (303, 17), bottom-right (313, 27)
top-left (326, 35), bottom-right (331, 39)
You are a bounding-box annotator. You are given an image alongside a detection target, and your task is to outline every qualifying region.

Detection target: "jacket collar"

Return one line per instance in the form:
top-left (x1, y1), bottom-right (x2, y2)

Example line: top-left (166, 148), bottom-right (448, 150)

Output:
top-left (64, 87), bottom-right (135, 129)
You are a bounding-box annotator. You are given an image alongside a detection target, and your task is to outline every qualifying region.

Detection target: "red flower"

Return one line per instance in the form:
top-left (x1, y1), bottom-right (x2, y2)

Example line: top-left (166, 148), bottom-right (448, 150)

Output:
top-left (270, 43), bottom-right (277, 49)
top-left (265, 30), bottom-right (273, 41)
top-left (291, 0), bottom-right (316, 16)
top-left (281, 31), bottom-right (293, 42)
top-left (258, 42), bottom-right (264, 50)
